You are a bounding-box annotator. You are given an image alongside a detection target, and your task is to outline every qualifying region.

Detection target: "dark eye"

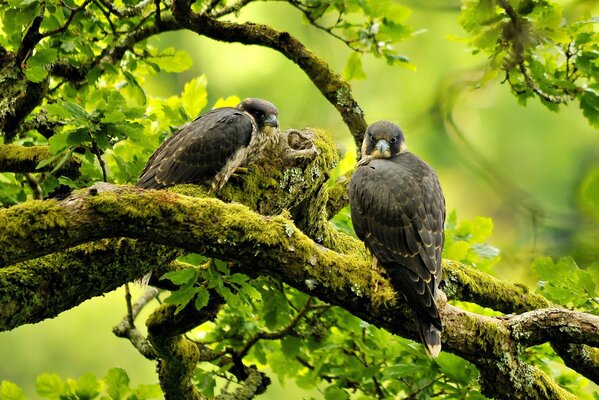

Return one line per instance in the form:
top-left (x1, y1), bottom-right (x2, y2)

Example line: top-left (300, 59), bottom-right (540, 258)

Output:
top-left (390, 137), bottom-right (397, 143)
top-left (369, 133), bottom-right (375, 142)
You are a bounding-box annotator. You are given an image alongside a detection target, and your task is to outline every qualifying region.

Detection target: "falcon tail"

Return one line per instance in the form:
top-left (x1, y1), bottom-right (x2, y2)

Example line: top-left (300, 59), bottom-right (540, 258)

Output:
top-left (418, 319), bottom-right (442, 358)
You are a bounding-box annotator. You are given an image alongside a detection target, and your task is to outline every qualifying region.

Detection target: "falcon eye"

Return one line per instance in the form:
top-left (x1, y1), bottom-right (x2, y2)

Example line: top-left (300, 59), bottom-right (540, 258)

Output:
top-left (369, 133), bottom-right (375, 142)
top-left (390, 137), bottom-right (397, 143)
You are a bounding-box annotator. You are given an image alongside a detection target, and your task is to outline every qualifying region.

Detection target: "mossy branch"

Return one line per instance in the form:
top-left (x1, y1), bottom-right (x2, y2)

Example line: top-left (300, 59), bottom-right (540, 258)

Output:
top-left (0, 144), bottom-right (81, 178)
top-left (0, 183), bottom-right (596, 398)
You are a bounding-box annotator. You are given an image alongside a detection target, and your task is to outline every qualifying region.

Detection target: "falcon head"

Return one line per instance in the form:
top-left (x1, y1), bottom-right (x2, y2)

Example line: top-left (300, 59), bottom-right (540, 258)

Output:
top-left (361, 120), bottom-right (407, 159)
top-left (237, 98), bottom-right (279, 135)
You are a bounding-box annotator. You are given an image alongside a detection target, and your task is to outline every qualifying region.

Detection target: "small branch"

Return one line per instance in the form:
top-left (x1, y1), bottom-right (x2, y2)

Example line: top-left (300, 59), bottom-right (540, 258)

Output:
top-left (236, 297), bottom-right (314, 359)
top-left (90, 141), bottom-right (108, 182)
top-left (215, 367), bottom-right (270, 400)
top-left (23, 173), bottom-right (44, 200)
top-left (113, 286), bottom-right (160, 360)
top-left (517, 62), bottom-right (574, 104)
top-left (211, 0), bottom-right (254, 18)
top-left (41, 0), bottom-right (95, 39)
top-left (509, 308), bottom-right (599, 348)
top-left (201, 0), bottom-right (221, 15)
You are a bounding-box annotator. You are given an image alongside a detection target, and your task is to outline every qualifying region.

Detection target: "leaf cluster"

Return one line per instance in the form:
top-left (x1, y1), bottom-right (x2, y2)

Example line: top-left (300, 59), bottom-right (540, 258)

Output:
top-left (0, 368), bottom-right (161, 400)
top-left (458, 0), bottom-right (599, 126)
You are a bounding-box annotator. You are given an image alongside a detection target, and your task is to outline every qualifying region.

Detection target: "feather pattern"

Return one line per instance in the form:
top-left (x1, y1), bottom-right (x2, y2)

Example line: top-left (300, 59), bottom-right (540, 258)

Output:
top-left (349, 151), bottom-right (445, 357)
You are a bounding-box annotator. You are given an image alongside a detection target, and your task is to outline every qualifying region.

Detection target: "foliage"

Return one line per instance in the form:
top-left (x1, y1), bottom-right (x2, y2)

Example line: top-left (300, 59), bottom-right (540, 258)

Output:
top-left (288, 0), bottom-right (414, 80)
top-left (0, 368), bottom-right (161, 400)
top-left (163, 260), bottom-right (490, 399)
top-left (458, 0), bottom-right (599, 127)
top-left (443, 210), bottom-right (500, 274)
top-left (533, 256), bottom-right (599, 314)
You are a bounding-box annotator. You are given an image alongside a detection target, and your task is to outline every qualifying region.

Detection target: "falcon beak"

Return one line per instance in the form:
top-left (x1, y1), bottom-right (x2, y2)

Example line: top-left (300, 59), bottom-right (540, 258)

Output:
top-left (372, 140), bottom-right (391, 159)
top-left (263, 114), bottom-right (279, 128)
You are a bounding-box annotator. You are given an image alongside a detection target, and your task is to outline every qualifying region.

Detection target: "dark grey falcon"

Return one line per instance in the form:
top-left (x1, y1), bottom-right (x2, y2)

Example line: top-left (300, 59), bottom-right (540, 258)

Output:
top-left (137, 98), bottom-right (279, 191)
top-left (348, 120), bottom-right (446, 357)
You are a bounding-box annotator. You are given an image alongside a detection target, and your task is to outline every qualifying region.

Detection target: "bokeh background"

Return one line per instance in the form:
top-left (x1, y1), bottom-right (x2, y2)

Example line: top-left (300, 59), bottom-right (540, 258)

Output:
top-left (1, 0), bottom-right (597, 397)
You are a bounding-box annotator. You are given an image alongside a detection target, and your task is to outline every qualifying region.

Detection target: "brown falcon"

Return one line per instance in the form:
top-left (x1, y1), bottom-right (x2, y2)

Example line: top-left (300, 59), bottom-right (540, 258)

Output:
top-left (137, 98), bottom-right (279, 191)
top-left (348, 121), bottom-right (445, 357)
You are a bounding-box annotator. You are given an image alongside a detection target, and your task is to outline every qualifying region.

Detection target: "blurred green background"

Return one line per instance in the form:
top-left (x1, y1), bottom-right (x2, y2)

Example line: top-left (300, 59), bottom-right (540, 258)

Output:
top-left (1, 1), bottom-right (597, 397)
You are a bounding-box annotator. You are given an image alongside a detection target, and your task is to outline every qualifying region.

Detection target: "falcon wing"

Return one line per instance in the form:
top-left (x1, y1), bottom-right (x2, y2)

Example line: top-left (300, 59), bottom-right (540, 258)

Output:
top-left (349, 153), bottom-right (445, 328)
top-left (137, 108), bottom-right (254, 189)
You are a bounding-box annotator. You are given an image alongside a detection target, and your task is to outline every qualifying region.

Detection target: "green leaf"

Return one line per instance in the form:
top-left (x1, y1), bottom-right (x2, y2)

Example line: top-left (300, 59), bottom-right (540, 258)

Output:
top-left (35, 373), bottom-right (65, 398)
top-left (164, 284), bottom-right (197, 314)
top-left (133, 384), bottom-right (162, 399)
top-left (101, 110), bottom-right (127, 124)
top-left (0, 381), bottom-right (25, 400)
top-left (146, 48), bottom-right (192, 73)
top-left (181, 75), bottom-right (208, 119)
top-left (36, 153), bottom-right (61, 170)
top-left (161, 267), bottom-right (198, 285)
top-left (580, 86), bottom-right (599, 128)
top-left (435, 352), bottom-right (476, 385)
top-left (342, 53), bottom-right (367, 81)
top-left (104, 368), bottom-right (130, 400)
top-left (194, 287), bottom-right (210, 310)
top-left (363, 0), bottom-right (390, 18)
top-left (75, 372), bottom-right (100, 399)
top-left (122, 71), bottom-right (147, 106)
top-left (24, 65), bottom-right (48, 82)
top-left (29, 47), bottom-right (58, 66)
top-left (195, 370), bottom-right (216, 398)
top-left (324, 385), bottom-right (349, 400)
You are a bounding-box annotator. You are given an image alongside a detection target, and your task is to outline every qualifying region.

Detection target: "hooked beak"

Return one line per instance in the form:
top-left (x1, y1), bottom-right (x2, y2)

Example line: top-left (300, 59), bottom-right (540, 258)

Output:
top-left (372, 140), bottom-right (391, 159)
top-left (263, 114), bottom-right (279, 128)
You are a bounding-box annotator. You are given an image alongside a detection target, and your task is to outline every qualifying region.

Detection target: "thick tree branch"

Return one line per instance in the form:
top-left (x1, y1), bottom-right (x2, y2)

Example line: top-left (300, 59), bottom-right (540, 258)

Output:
top-left (509, 308), bottom-right (599, 348)
top-left (0, 183), bottom-right (596, 398)
top-left (0, 238), bottom-right (180, 330)
top-left (0, 144), bottom-right (81, 178)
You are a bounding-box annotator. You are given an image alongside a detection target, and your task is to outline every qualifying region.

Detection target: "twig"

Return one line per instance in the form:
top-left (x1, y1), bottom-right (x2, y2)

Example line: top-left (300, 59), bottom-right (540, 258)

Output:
top-left (23, 173), bottom-right (44, 200)
top-left (211, 0), bottom-right (254, 18)
top-left (42, 0), bottom-right (95, 38)
top-left (518, 62), bottom-right (574, 104)
top-left (236, 296), bottom-right (314, 359)
top-left (113, 286), bottom-right (161, 360)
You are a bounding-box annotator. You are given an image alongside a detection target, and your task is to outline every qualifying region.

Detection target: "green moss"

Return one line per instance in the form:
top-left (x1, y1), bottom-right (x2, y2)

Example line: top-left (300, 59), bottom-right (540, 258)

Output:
top-left (442, 260), bottom-right (550, 313)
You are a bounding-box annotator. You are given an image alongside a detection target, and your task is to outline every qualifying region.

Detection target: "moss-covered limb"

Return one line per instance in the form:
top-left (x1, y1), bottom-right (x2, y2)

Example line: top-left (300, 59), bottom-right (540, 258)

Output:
top-left (0, 55), bottom-right (49, 143)
top-left (552, 343), bottom-right (599, 384)
top-left (441, 260), bottom-right (550, 313)
top-left (477, 356), bottom-right (577, 400)
top-left (170, 0), bottom-right (367, 148)
top-left (0, 185), bottom-right (588, 398)
top-left (326, 169), bottom-right (353, 218)
top-left (215, 368), bottom-right (270, 400)
top-left (509, 308), bottom-right (599, 348)
top-left (149, 333), bottom-right (204, 400)
top-left (0, 239), bottom-right (180, 331)
top-left (147, 298), bottom-right (224, 400)
top-left (440, 305), bottom-right (577, 400)
top-left (0, 144), bottom-right (81, 178)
